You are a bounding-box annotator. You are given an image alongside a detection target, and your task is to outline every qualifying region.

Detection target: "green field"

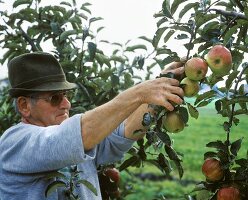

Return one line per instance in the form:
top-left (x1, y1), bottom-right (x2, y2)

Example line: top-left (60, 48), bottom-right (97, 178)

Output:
top-left (121, 105), bottom-right (248, 200)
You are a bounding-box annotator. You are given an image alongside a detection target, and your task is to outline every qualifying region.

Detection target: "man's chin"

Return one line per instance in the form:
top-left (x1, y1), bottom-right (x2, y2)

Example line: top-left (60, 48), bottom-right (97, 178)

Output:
top-left (56, 113), bottom-right (69, 123)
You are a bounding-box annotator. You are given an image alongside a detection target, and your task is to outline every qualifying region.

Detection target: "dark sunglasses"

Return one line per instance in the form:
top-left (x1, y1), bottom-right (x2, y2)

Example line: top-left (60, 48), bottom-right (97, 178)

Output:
top-left (27, 91), bottom-right (74, 107)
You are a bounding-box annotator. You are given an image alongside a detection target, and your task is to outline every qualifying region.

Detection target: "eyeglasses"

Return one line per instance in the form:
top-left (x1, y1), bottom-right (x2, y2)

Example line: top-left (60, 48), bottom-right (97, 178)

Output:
top-left (27, 91), bottom-right (73, 107)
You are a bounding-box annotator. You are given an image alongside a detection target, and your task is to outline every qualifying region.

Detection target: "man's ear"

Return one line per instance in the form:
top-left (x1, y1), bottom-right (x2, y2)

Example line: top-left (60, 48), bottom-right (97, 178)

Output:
top-left (17, 97), bottom-right (31, 117)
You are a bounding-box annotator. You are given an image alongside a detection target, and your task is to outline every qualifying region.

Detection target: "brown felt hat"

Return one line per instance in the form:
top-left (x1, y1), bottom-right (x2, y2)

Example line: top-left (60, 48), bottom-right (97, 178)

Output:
top-left (8, 52), bottom-right (77, 97)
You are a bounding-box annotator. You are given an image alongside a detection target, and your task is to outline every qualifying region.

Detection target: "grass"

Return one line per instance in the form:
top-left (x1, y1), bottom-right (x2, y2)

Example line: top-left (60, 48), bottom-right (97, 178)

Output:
top-left (120, 104), bottom-right (248, 200)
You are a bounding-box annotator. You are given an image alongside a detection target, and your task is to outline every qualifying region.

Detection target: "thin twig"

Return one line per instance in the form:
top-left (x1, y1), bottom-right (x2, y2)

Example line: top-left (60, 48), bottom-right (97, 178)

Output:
top-left (227, 65), bottom-right (248, 142)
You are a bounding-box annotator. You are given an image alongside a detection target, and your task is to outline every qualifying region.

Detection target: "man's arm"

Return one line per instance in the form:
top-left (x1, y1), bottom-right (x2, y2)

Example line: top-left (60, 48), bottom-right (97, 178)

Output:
top-left (81, 62), bottom-right (185, 150)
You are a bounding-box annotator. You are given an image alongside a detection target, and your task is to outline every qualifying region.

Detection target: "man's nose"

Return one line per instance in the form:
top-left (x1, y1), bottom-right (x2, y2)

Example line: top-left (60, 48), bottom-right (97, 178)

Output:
top-left (59, 96), bottom-right (71, 109)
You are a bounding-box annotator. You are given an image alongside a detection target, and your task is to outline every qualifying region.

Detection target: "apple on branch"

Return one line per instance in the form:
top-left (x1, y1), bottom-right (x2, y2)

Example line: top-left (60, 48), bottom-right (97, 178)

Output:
top-left (162, 111), bottom-right (185, 133)
top-left (180, 77), bottom-right (200, 97)
top-left (205, 44), bottom-right (232, 76)
top-left (184, 57), bottom-right (208, 81)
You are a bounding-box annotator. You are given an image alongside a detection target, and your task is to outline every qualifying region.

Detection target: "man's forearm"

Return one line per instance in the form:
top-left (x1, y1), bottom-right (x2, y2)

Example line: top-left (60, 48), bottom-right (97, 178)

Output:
top-left (124, 104), bottom-right (154, 140)
top-left (81, 86), bottom-right (142, 150)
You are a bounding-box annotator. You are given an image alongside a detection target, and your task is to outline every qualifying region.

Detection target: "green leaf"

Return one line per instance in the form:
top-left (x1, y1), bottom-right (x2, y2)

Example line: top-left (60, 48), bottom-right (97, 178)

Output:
top-left (178, 2), bottom-right (199, 19)
top-left (235, 158), bottom-right (248, 167)
top-left (125, 44), bottom-right (147, 51)
top-left (60, 30), bottom-right (77, 42)
top-left (171, 0), bottom-right (187, 15)
top-left (175, 33), bottom-right (188, 40)
top-left (156, 131), bottom-right (172, 146)
top-left (164, 145), bottom-right (181, 161)
top-left (206, 140), bottom-right (228, 152)
top-left (196, 100), bottom-right (210, 108)
top-left (223, 24), bottom-right (240, 46)
top-left (111, 74), bottom-right (119, 87)
top-left (156, 48), bottom-right (173, 56)
top-left (163, 30), bottom-right (175, 43)
top-left (45, 181), bottom-right (66, 197)
top-left (13, 0), bottom-right (32, 8)
top-left (230, 138), bottom-right (243, 156)
top-left (119, 156), bottom-right (139, 171)
top-left (215, 100), bottom-right (222, 113)
top-left (110, 55), bottom-right (126, 63)
top-left (196, 14), bottom-right (218, 29)
top-left (195, 90), bottom-right (216, 105)
top-left (60, 1), bottom-right (72, 7)
top-left (88, 42), bottom-right (97, 61)
top-left (95, 53), bottom-right (111, 68)
top-left (178, 106), bottom-right (189, 123)
top-left (162, 0), bottom-right (173, 19)
top-left (225, 70), bottom-right (239, 90)
top-left (80, 5), bottom-right (91, 14)
top-left (186, 103), bottom-right (199, 119)
top-left (173, 159), bottom-right (184, 179)
top-left (44, 171), bottom-right (67, 180)
top-left (153, 27), bottom-right (167, 48)
top-left (77, 179), bottom-right (98, 196)
top-left (204, 151), bottom-right (218, 160)
top-left (156, 17), bottom-right (168, 28)
top-left (138, 36), bottom-right (153, 43)
top-left (89, 17), bottom-right (103, 24)
top-left (157, 153), bottom-right (172, 174)
top-left (192, 183), bottom-right (207, 192)
top-left (124, 73), bottom-right (134, 87)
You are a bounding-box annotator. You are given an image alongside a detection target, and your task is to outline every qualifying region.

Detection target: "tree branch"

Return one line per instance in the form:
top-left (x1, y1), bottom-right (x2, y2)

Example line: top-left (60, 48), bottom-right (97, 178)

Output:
top-left (19, 26), bottom-right (39, 52)
top-left (233, 0), bottom-right (244, 12)
top-left (209, 9), bottom-right (248, 20)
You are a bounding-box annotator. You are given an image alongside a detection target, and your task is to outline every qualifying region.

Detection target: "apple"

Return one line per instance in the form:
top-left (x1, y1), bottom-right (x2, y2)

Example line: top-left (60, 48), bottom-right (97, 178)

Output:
top-left (180, 77), bottom-right (200, 97)
top-left (205, 44), bottom-right (232, 76)
top-left (104, 167), bottom-right (120, 183)
top-left (217, 186), bottom-right (240, 200)
top-left (196, 189), bottom-right (211, 200)
top-left (202, 158), bottom-right (224, 181)
top-left (185, 57), bottom-right (208, 81)
top-left (162, 111), bottom-right (185, 133)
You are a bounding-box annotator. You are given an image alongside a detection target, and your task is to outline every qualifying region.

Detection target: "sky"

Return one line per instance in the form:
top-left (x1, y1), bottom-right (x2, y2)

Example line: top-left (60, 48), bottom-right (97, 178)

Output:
top-left (0, 0), bottom-right (164, 79)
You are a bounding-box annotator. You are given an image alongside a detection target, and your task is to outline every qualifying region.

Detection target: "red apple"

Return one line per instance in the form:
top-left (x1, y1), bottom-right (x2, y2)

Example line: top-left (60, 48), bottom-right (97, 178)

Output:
top-left (202, 158), bottom-right (224, 181)
top-left (180, 77), bottom-right (200, 97)
top-left (205, 44), bottom-right (232, 76)
top-left (217, 186), bottom-right (240, 200)
top-left (184, 57), bottom-right (208, 81)
top-left (104, 167), bottom-right (120, 183)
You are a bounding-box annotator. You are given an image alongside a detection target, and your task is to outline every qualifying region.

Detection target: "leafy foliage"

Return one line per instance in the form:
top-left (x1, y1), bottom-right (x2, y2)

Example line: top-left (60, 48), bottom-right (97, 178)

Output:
top-left (1, 0), bottom-right (248, 199)
top-left (150, 0), bottom-right (248, 199)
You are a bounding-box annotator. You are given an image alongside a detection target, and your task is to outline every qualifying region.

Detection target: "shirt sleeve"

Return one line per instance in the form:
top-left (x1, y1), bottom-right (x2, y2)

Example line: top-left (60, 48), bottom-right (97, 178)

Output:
top-left (1, 114), bottom-right (96, 173)
top-left (95, 122), bottom-right (135, 166)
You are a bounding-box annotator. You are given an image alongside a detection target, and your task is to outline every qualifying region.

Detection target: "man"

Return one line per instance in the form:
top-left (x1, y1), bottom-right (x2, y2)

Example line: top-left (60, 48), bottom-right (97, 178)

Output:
top-left (0, 52), bottom-right (184, 199)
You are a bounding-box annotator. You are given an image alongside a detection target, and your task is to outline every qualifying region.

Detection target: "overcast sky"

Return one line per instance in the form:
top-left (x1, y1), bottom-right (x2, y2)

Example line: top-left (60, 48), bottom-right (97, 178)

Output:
top-left (0, 0), bottom-right (164, 79)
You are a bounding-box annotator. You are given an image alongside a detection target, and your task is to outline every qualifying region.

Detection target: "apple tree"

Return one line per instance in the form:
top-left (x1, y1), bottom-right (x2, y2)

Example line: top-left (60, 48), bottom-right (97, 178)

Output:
top-left (145, 0), bottom-right (248, 199)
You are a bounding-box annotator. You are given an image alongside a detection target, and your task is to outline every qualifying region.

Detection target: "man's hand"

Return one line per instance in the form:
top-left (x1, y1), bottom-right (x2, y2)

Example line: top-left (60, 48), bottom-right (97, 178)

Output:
top-left (124, 60), bottom-right (185, 140)
top-left (161, 59), bottom-right (186, 80)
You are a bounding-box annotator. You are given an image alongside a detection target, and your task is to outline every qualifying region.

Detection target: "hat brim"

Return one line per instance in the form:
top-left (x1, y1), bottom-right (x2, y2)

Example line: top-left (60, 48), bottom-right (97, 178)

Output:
top-left (9, 81), bottom-right (77, 97)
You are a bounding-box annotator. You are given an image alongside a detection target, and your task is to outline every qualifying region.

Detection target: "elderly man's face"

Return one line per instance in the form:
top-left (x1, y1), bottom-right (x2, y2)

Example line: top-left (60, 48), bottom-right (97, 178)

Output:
top-left (20, 91), bottom-right (72, 126)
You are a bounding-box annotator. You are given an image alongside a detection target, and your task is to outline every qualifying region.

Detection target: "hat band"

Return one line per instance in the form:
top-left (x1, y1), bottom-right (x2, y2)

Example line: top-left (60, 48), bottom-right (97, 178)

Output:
top-left (13, 74), bottom-right (66, 89)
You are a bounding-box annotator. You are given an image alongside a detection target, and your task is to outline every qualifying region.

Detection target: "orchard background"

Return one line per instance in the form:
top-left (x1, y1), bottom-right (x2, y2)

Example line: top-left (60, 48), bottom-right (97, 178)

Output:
top-left (0, 0), bottom-right (248, 199)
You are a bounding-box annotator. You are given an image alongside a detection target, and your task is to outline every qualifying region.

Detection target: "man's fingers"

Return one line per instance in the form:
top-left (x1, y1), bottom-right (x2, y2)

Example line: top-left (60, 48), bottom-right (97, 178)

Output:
top-left (170, 66), bottom-right (184, 75)
top-left (164, 61), bottom-right (185, 70)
